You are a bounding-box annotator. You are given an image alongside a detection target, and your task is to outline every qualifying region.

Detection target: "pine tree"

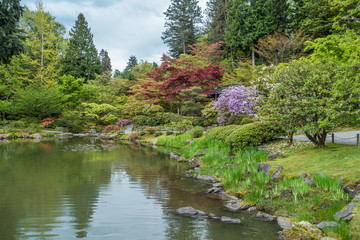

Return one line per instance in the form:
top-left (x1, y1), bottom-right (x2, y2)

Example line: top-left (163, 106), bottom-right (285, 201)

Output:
top-left (122, 55), bottom-right (138, 80)
top-left (61, 13), bottom-right (101, 81)
top-left (100, 49), bottom-right (112, 73)
top-left (206, 0), bottom-right (227, 44)
top-left (0, 0), bottom-right (24, 64)
top-left (225, 0), bottom-right (289, 65)
top-left (162, 0), bottom-right (203, 58)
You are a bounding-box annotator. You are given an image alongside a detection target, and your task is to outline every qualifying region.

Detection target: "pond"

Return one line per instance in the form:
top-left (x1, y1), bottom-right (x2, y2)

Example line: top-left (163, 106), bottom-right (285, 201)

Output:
top-left (0, 138), bottom-right (280, 239)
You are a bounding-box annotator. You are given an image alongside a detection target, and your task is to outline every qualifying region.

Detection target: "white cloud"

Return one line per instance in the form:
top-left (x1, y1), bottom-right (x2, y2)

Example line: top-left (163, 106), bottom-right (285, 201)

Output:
top-left (22, 0), bottom-right (208, 71)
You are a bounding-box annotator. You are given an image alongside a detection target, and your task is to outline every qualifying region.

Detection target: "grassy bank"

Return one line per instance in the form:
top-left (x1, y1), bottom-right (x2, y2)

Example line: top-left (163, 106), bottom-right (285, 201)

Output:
top-left (147, 129), bottom-right (359, 240)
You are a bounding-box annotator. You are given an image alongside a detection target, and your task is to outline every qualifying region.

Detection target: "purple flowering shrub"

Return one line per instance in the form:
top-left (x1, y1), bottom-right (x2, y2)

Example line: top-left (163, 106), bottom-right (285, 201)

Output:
top-left (213, 85), bottom-right (259, 125)
top-left (116, 119), bottom-right (131, 127)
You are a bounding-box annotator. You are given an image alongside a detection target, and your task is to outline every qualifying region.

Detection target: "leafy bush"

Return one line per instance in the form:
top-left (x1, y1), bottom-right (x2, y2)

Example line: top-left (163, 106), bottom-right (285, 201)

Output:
top-left (191, 126), bottom-right (204, 138)
top-left (241, 117), bottom-right (254, 125)
top-left (140, 131), bottom-right (146, 136)
top-left (206, 125), bottom-right (242, 141)
top-left (225, 121), bottom-right (280, 149)
top-left (166, 131), bottom-right (174, 136)
top-left (104, 125), bottom-right (121, 133)
top-left (154, 132), bottom-right (163, 137)
top-left (145, 127), bottom-right (157, 134)
top-left (227, 115), bottom-right (244, 125)
top-left (131, 112), bottom-right (204, 127)
top-left (129, 132), bottom-right (140, 140)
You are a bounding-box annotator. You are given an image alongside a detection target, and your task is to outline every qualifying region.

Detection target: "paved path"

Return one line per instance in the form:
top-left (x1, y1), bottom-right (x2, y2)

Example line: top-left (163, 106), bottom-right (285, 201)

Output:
top-left (292, 130), bottom-right (360, 145)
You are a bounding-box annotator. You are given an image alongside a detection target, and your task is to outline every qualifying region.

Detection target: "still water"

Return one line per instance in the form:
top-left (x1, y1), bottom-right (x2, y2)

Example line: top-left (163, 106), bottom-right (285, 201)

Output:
top-left (0, 138), bottom-right (280, 240)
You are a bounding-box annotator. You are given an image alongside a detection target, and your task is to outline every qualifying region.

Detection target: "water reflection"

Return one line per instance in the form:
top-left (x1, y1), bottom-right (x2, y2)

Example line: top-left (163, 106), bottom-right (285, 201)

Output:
top-left (0, 138), bottom-right (280, 239)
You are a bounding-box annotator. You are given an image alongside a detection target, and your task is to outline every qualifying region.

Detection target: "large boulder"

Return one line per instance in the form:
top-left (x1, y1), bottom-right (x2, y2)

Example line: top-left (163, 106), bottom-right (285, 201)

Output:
top-left (0, 134), bottom-right (11, 140)
top-left (176, 206), bottom-right (206, 216)
top-left (258, 163), bottom-right (273, 175)
top-left (271, 165), bottom-right (283, 179)
top-left (316, 221), bottom-right (338, 231)
top-left (281, 221), bottom-right (323, 240)
top-left (194, 174), bottom-right (218, 183)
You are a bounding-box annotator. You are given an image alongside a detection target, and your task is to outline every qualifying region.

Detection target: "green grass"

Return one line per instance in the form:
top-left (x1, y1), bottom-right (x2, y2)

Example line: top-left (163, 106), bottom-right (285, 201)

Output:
top-left (349, 198), bottom-right (360, 240)
top-left (269, 143), bottom-right (360, 182)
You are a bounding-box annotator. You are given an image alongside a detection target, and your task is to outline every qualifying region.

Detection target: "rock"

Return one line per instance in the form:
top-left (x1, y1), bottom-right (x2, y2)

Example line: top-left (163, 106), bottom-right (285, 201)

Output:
top-left (281, 221), bottom-right (323, 240)
top-left (73, 133), bottom-right (89, 137)
top-left (269, 152), bottom-right (283, 161)
top-left (55, 133), bottom-right (73, 138)
top-left (177, 157), bottom-right (187, 162)
top-left (193, 153), bottom-right (203, 158)
top-left (206, 187), bottom-right (222, 194)
top-left (186, 140), bottom-right (194, 144)
top-left (218, 191), bottom-right (239, 201)
top-left (213, 183), bottom-right (222, 188)
top-left (194, 174), bottom-right (219, 183)
top-left (343, 181), bottom-right (360, 197)
top-left (225, 201), bottom-right (250, 211)
top-left (316, 221), bottom-right (338, 231)
top-left (0, 134), bottom-right (11, 140)
top-left (320, 238), bottom-right (338, 240)
top-left (271, 165), bottom-right (283, 179)
top-left (247, 207), bottom-right (257, 212)
top-left (355, 194), bottom-right (360, 199)
top-left (334, 202), bottom-right (356, 221)
top-left (256, 212), bottom-right (276, 221)
top-left (169, 152), bottom-right (180, 161)
top-left (277, 217), bottom-right (291, 229)
top-left (221, 216), bottom-right (242, 224)
top-left (208, 213), bottom-right (220, 220)
top-left (176, 206), bottom-right (206, 216)
top-left (31, 133), bottom-right (43, 140)
top-left (258, 163), bottom-right (273, 175)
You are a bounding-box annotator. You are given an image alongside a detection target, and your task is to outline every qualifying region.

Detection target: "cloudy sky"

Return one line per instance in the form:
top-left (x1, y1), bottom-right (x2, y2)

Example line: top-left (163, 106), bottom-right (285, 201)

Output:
top-left (21, 0), bottom-right (208, 71)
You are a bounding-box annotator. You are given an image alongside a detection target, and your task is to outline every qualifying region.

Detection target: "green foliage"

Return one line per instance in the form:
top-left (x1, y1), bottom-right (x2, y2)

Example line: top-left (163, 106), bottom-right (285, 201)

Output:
top-left (191, 126), bottom-right (204, 138)
top-left (162, 0), bottom-right (203, 57)
top-left (0, 0), bottom-right (24, 64)
top-left (157, 127), bottom-right (202, 147)
top-left (241, 117), bottom-right (254, 125)
top-left (262, 59), bottom-right (360, 147)
top-left (80, 102), bottom-right (117, 125)
top-left (154, 132), bottom-right (163, 137)
top-left (312, 174), bottom-right (348, 200)
top-left (13, 86), bottom-right (64, 119)
top-left (144, 127), bottom-right (157, 135)
top-left (132, 112), bottom-right (204, 127)
top-left (225, 121), bottom-right (280, 149)
top-left (61, 13), bottom-right (101, 81)
top-left (57, 75), bottom-right (85, 109)
top-left (99, 49), bottom-right (112, 73)
top-left (205, 125), bottom-right (242, 141)
top-left (166, 131), bottom-right (174, 136)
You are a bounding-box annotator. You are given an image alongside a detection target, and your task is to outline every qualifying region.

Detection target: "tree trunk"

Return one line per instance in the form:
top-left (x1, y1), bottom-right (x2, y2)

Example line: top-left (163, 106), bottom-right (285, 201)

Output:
top-left (305, 129), bottom-right (327, 148)
top-left (287, 132), bottom-right (294, 146)
top-left (252, 42), bottom-right (255, 66)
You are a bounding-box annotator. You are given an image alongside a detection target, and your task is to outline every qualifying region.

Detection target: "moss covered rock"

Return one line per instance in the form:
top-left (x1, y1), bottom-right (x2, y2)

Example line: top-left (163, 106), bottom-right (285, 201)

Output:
top-left (281, 221), bottom-right (323, 240)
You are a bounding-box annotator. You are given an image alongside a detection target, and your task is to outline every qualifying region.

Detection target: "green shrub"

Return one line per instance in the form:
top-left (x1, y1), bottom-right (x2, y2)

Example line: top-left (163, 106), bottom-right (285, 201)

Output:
top-left (154, 132), bottom-right (163, 137)
top-left (227, 115), bottom-right (244, 125)
top-left (241, 117), bottom-right (254, 125)
top-left (166, 131), bottom-right (174, 136)
top-left (140, 131), bottom-right (146, 136)
top-left (191, 126), bottom-right (204, 138)
top-left (145, 127), bottom-right (157, 134)
top-left (225, 121), bottom-right (280, 149)
top-left (206, 125), bottom-right (242, 141)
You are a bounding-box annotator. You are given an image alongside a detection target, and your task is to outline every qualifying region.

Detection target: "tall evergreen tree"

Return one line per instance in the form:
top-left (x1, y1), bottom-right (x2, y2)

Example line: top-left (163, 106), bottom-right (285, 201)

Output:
top-left (99, 49), bottom-right (112, 73)
top-left (0, 0), bottom-right (24, 64)
top-left (61, 13), bottom-right (101, 81)
top-left (122, 55), bottom-right (138, 80)
top-left (162, 0), bottom-right (203, 58)
top-left (225, 0), bottom-right (289, 65)
top-left (206, 0), bottom-right (227, 45)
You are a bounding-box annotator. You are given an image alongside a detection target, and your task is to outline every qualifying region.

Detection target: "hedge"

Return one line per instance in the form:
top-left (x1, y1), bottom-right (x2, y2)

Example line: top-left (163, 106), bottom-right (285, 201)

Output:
top-left (206, 122), bottom-right (280, 149)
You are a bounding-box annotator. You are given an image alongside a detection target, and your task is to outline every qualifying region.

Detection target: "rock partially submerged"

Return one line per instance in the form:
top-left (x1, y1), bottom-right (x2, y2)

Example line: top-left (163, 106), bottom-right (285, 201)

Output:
top-left (277, 217), bottom-right (291, 230)
top-left (220, 216), bottom-right (242, 224)
top-left (256, 211), bottom-right (276, 221)
top-left (176, 206), bottom-right (206, 216)
top-left (334, 202), bottom-right (356, 221)
top-left (169, 152), bottom-right (180, 161)
top-left (0, 134), bottom-right (11, 140)
top-left (225, 201), bottom-right (250, 211)
top-left (194, 174), bottom-right (219, 184)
